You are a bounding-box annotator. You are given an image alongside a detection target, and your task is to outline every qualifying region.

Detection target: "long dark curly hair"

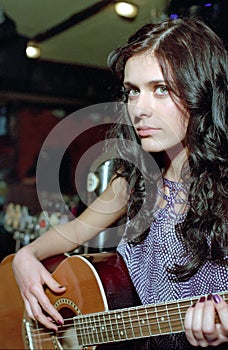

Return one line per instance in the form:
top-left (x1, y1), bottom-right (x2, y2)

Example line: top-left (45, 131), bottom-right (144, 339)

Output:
top-left (106, 17), bottom-right (228, 281)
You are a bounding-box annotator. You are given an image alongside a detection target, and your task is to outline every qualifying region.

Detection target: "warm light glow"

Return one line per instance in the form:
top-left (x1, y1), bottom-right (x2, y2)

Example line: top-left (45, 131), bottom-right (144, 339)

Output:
top-left (115, 2), bottom-right (138, 19)
top-left (26, 42), bottom-right (41, 59)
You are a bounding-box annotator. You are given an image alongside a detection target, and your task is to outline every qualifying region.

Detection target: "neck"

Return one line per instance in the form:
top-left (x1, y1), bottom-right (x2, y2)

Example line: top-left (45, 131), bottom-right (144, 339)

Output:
top-left (161, 144), bottom-right (189, 182)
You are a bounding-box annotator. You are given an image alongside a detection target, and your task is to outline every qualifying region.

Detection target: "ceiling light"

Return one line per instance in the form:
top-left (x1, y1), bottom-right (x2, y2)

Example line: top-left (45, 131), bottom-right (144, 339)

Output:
top-left (114, 2), bottom-right (138, 19)
top-left (26, 41), bottom-right (41, 59)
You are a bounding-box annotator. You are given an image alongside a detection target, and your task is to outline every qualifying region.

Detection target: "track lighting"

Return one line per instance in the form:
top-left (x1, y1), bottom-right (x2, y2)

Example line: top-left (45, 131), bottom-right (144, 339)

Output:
top-left (26, 41), bottom-right (41, 59)
top-left (114, 1), bottom-right (138, 19)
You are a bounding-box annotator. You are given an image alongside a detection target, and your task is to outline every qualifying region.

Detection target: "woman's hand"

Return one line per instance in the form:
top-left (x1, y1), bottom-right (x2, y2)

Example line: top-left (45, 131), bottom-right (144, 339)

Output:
top-left (184, 294), bottom-right (228, 347)
top-left (12, 247), bottom-right (66, 331)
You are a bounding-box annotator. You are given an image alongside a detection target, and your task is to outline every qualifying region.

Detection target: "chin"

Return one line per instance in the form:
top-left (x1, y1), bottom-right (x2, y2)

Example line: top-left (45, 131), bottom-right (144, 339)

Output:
top-left (140, 139), bottom-right (165, 153)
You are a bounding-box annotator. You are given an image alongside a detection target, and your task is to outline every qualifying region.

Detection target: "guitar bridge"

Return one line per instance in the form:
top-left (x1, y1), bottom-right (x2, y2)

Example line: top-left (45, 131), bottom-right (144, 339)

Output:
top-left (23, 318), bottom-right (35, 350)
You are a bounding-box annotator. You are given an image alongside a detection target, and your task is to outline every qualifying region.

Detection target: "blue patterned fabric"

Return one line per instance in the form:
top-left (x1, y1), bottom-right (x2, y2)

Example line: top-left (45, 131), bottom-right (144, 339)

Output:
top-left (117, 178), bottom-right (228, 349)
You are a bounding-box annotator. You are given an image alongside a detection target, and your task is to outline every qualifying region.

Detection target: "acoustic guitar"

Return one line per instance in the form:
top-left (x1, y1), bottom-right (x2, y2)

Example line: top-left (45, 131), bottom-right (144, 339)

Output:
top-left (0, 252), bottom-right (227, 349)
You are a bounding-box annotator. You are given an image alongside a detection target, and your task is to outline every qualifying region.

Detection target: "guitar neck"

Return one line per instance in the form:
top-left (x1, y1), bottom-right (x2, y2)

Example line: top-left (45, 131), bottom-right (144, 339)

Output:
top-left (75, 291), bottom-right (228, 347)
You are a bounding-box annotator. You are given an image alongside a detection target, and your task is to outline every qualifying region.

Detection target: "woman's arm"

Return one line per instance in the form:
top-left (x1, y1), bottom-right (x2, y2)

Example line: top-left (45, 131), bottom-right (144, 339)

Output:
top-left (12, 176), bottom-right (128, 330)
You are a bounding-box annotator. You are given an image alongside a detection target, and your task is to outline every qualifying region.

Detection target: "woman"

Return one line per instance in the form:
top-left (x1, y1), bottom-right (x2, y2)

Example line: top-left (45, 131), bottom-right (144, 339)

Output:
top-left (13, 18), bottom-right (227, 349)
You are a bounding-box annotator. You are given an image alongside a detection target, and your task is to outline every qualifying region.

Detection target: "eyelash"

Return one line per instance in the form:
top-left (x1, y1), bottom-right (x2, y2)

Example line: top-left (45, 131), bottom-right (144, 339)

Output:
top-left (122, 85), bottom-right (169, 100)
top-left (122, 87), bottom-right (133, 100)
top-left (155, 85), bottom-right (169, 96)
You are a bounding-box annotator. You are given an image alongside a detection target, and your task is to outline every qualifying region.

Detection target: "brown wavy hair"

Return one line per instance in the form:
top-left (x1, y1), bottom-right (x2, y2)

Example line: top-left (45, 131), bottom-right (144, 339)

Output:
top-left (106, 18), bottom-right (228, 281)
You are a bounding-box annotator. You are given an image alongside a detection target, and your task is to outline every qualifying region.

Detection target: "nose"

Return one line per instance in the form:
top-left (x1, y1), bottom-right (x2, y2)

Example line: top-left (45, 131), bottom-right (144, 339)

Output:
top-left (129, 93), bottom-right (153, 119)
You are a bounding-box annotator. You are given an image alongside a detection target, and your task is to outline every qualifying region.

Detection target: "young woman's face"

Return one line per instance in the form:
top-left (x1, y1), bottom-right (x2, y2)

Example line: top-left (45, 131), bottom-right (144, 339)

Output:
top-left (123, 52), bottom-right (189, 153)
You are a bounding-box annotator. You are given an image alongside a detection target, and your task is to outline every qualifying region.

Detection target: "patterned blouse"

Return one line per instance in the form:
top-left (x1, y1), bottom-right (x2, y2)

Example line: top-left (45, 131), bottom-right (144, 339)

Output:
top-left (117, 178), bottom-right (228, 350)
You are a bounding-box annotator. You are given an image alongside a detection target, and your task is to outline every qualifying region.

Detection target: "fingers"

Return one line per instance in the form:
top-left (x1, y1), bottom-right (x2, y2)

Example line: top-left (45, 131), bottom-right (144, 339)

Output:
top-left (41, 270), bottom-right (66, 295)
top-left (31, 295), bottom-right (61, 331)
top-left (185, 296), bottom-right (214, 347)
top-left (184, 294), bottom-right (228, 347)
top-left (23, 269), bottom-right (66, 330)
top-left (24, 298), bottom-right (35, 319)
top-left (214, 294), bottom-right (228, 330)
top-left (13, 249), bottom-right (67, 330)
top-left (24, 287), bottom-right (63, 331)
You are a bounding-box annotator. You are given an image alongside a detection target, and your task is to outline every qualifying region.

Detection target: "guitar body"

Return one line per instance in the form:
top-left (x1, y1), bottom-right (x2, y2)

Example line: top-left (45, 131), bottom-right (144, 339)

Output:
top-left (0, 254), bottom-right (24, 349)
top-left (1, 253), bottom-right (227, 349)
top-left (0, 253), bottom-right (141, 350)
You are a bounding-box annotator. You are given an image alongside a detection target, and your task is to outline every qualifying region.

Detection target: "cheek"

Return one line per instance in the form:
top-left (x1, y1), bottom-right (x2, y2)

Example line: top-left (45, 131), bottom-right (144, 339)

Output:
top-left (180, 110), bottom-right (190, 134)
top-left (127, 103), bottom-right (134, 122)
top-left (170, 104), bottom-right (189, 135)
top-left (175, 115), bottom-right (189, 140)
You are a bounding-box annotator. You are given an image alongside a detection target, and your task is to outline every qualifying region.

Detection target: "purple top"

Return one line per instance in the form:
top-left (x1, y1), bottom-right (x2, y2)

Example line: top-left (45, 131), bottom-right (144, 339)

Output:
top-left (117, 178), bottom-right (228, 349)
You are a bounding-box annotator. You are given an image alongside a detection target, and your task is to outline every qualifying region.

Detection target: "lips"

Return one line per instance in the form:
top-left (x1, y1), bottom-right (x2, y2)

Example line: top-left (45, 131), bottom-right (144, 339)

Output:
top-left (137, 126), bottom-right (161, 137)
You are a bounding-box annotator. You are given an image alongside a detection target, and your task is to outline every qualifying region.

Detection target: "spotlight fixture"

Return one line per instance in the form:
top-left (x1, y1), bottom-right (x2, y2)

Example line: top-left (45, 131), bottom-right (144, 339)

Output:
top-left (114, 1), bottom-right (138, 19)
top-left (26, 41), bottom-right (41, 59)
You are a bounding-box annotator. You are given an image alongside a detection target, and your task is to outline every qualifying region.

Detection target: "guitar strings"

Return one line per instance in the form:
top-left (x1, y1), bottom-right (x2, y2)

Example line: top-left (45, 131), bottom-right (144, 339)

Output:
top-left (25, 306), bottom-right (222, 347)
top-left (28, 293), bottom-right (228, 337)
top-left (28, 304), bottom-right (189, 334)
top-left (27, 311), bottom-right (186, 345)
top-left (29, 292), bottom-right (228, 336)
top-left (26, 294), bottom-right (228, 345)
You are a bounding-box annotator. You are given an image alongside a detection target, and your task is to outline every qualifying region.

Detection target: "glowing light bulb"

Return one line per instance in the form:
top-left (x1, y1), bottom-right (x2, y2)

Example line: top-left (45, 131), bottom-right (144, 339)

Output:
top-left (26, 42), bottom-right (41, 59)
top-left (115, 2), bottom-right (138, 19)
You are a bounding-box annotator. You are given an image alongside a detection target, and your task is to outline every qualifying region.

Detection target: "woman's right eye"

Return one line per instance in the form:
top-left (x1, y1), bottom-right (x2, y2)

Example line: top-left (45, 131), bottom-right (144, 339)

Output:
top-left (123, 88), bottom-right (139, 98)
top-left (129, 89), bottom-right (139, 97)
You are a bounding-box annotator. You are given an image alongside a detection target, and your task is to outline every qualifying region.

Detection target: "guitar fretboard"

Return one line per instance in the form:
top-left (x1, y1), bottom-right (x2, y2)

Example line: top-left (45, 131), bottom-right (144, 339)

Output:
top-left (74, 291), bottom-right (227, 346)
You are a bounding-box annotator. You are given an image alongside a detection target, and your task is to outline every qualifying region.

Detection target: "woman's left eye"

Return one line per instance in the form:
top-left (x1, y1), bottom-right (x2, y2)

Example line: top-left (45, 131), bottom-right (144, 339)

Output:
top-left (154, 85), bottom-right (169, 97)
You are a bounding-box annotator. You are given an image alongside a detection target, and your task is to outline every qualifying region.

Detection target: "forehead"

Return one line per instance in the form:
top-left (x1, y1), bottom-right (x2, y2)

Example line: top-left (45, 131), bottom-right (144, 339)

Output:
top-left (124, 51), bottom-right (164, 83)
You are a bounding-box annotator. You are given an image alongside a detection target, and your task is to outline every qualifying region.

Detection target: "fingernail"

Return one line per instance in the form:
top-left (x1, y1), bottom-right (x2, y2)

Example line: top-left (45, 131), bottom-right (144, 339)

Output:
top-left (212, 294), bottom-right (221, 304)
top-left (207, 293), bottom-right (213, 301)
top-left (57, 320), bottom-right (63, 326)
top-left (199, 296), bottom-right (206, 302)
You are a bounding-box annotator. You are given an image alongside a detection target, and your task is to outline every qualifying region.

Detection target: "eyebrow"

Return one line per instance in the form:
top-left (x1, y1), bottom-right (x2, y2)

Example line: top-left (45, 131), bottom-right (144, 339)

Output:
top-left (123, 80), bottom-right (166, 87)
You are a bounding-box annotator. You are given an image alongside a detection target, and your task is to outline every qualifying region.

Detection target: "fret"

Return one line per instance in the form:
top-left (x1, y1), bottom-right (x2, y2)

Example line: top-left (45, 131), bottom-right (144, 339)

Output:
top-left (122, 308), bottom-right (134, 339)
top-left (88, 315), bottom-right (95, 345)
top-left (114, 310), bottom-right (128, 340)
top-left (106, 311), bottom-right (115, 341)
top-left (91, 314), bottom-right (99, 344)
top-left (82, 314), bottom-right (92, 346)
top-left (129, 309), bottom-right (143, 338)
top-left (71, 317), bottom-right (83, 345)
top-left (74, 317), bottom-right (83, 346)
top-left (156, 304), bottom-right (171, 334)
top-left (136, 307), bottom-right (151, 337)
top-left (108, 311), bottom-right (115, 341)
top-left (121, 309), bottom-right (128, 339)
top-left (177, 301), bottom-right (184, 331)
top-left (108, 311), bottom-right (118, 341)
top-left (154, 305), bottom-right (162, 335)
top-left (165, 303), bottom-right (173, 333)
top-left (97, 313), bottom-right (106, 344)
top-left (102, 312), bottom-right (110, 343)
top-left (83, 314), bottom-right (93, 345)
top-left (177, 299), bottom-right (191, 330)
top-left (128, 308), bottom-right (136, 339)
top-left (75, 315), bottom-right (81, 345)
top-left (114, 311), bottom-right (121, 340)
top-left (136, 308), bottom-right (143, 337)
top-left (145, 306), bottom-right (153, 336)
